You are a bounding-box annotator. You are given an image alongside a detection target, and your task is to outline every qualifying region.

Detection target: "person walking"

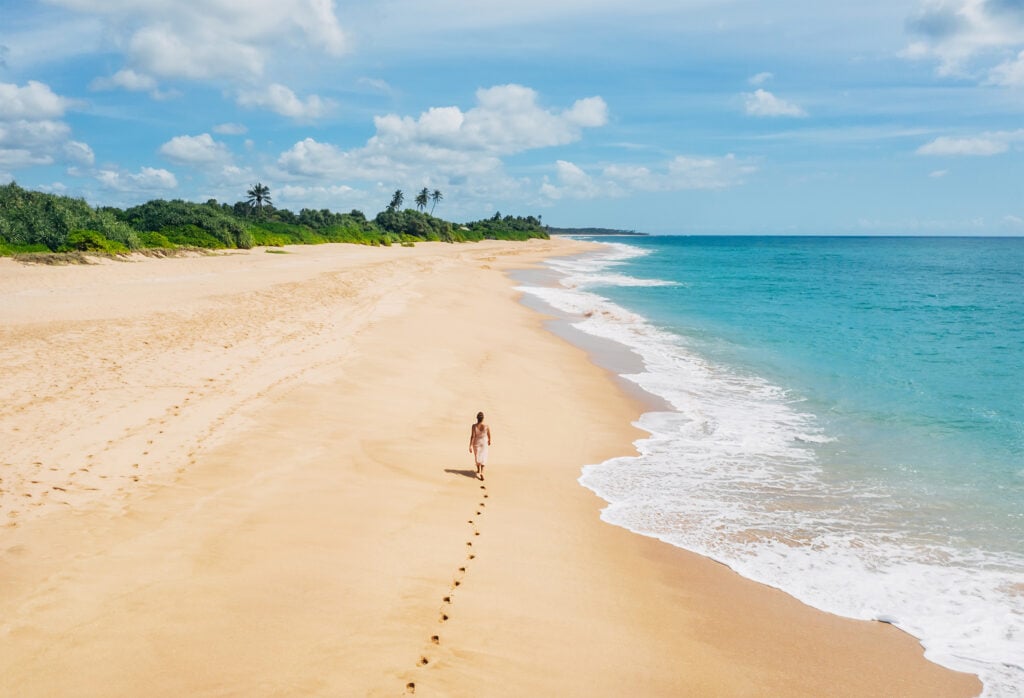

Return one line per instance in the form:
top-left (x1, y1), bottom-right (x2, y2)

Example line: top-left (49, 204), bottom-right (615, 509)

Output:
top-left (469, 411), bottom-right (491, 480)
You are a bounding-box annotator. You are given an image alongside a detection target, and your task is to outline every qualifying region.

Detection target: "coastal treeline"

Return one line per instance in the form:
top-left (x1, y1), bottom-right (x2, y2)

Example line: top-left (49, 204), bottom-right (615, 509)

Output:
top-left (0, 182), bottom-right (548, 257)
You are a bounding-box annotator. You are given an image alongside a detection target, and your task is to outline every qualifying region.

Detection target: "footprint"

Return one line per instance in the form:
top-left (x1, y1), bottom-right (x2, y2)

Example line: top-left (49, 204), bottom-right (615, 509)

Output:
top-left (419, 657), bottom-right (429, 666)
top-left (443, 596), bottom-right (451, 604)
top-left (467, 554), bottom-right (476, 560)
top-left (474, 531), bottom-right (480, 536)
top-left (406, 682), bottom-right (416, 694)
top-left (483, 494), bottom-right (489, 499)
top-left (458, 567), bottom-right (465, 572)
top-left (431, 635), bottom-right (439, 645)
top-left (466, 541), bottom-right (472, 547)
top-left (440, 613), bottom-right (449, 622)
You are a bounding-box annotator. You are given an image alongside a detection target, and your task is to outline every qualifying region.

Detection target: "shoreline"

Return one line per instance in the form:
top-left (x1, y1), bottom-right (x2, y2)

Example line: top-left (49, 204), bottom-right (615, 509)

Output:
top-left (0, 240), bottom-right (980, 696)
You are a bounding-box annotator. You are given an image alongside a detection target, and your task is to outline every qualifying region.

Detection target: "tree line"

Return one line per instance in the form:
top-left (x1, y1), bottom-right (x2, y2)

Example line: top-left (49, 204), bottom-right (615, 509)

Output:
top-left (0, 182), bottom-right (548, 257)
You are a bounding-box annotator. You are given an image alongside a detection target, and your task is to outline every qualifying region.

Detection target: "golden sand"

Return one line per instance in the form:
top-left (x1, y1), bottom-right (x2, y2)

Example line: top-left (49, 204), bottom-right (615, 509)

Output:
top-left (0, 241), bottom-right (980, 696)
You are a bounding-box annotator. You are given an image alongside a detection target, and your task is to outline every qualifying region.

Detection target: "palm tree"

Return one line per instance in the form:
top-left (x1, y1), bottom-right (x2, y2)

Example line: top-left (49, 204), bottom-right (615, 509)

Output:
top-left (246, 182), bottom-right (271, 216)
top-left (388, 189), bottom-right (404, 211)
top-left (415, 187), bottom-right (429, 212)
top-left (430, 188), bottom-right (443, 215)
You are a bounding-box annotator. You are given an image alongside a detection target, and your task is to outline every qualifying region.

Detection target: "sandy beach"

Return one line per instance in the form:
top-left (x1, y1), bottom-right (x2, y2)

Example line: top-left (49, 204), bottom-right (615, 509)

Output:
top-left (0, 240), bottom-right (981, 697)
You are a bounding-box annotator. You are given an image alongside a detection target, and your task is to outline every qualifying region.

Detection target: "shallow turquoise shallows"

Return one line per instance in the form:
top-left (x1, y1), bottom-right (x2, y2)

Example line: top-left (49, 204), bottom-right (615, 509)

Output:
top-left (519, 236), bottom-right (1023, 697)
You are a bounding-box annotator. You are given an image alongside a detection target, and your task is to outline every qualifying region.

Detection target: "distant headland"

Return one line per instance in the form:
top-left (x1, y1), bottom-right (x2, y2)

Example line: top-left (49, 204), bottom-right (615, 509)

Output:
top-left (545, 227), bottom-right (648, 236)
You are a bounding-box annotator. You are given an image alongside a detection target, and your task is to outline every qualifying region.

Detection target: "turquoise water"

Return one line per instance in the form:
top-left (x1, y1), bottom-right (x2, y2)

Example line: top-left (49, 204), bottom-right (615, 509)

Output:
top-left (519, 236), bottom-right (1023, 696)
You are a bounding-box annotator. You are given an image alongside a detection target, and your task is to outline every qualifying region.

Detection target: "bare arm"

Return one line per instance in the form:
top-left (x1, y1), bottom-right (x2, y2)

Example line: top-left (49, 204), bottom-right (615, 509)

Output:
top-left (469, 425), bottom-right (475, 452)
top-left (486, 425), bottom-right (491, 445)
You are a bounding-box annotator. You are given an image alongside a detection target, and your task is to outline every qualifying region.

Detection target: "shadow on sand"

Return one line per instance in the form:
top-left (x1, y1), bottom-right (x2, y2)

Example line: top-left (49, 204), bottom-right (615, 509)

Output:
top-left (444, 468), bottom-right (479, 479)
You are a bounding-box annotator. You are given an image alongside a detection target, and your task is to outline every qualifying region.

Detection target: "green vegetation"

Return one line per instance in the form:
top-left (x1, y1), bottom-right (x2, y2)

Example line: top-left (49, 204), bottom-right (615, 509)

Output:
top-left (0, 182), bottom-right (548, 260)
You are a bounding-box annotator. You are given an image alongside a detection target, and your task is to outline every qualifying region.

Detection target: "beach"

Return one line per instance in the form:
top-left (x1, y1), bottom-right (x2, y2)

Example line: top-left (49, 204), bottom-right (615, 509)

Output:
top-left (0, 240), bottom-right (981, 697)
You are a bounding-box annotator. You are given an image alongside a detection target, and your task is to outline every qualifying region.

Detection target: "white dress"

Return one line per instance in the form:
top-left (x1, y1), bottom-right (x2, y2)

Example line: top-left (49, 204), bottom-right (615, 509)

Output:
top-left (472, 424), bottom-right (489, 465)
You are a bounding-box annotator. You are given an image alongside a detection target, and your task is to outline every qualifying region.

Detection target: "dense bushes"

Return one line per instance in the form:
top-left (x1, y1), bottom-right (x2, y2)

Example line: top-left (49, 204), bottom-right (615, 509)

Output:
top-left (0, 182), bottom-right (140, 252)
top-left (0, 182), bottom-right (548, 258)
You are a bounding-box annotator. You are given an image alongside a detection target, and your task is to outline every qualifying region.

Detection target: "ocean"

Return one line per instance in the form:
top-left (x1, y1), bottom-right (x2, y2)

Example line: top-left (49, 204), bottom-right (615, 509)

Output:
top-left (517, 236), bottom-right (1023, 697)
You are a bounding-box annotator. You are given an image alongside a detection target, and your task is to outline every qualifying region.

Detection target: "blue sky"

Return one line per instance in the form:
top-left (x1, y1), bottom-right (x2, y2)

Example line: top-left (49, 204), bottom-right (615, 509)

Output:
top-left (1, 0), bottom-right (1022, 234)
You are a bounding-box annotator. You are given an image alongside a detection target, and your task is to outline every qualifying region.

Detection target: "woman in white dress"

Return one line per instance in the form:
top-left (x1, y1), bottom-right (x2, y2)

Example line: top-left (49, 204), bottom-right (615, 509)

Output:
top-left (469, 411), bottom-right (492, 480)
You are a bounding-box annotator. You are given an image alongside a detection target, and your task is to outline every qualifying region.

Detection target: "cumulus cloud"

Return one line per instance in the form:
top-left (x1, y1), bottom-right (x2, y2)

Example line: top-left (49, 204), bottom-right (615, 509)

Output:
top-left (90, 68), bottom-right (156, 92)
top-left (0, 149), bottom-right (53, 168)
top-left (929, 168), bottom-right (949, 177)
top-left (368, 84), bottom-right (607, 156)
top-left (159, 133), bottom-right (232, 166)
top-left (213, 122), bottom-right (248, 135)
top-left (541, 153), bottom-right (755, 200)
top-left (0, 80), bottom-right (72, 120)
top-left (903, 0), bottom-right (1024, 81)
top-left (0, 80), bottom-right (90, 172)
top-left (63, 140), bottom-right (95, 166)
top-left (277, 84), bottom-right (607, 182)
top-left (916, 130), bottom-right (1024, 155)
top-left (748, 71), bottom-right (774, 85)
top-left (237, 84), bottom-right (331, 120)
top-left (539, 160), bottom-right (604, 200)
top-left (96, 166), bottom-right (178, 192)
top-left (49, 0), bottom-right (347, 85)
top-left (743, 89), bottom-right (807, 117)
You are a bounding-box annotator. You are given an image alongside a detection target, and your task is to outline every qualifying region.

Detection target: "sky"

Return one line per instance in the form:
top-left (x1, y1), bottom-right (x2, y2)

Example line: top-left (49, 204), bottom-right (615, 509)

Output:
top-left (1, 0), bottom-right (1022, 234)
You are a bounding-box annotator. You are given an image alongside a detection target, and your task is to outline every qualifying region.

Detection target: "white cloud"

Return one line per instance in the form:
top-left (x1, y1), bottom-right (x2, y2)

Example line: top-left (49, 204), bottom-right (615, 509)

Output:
top-left (213, 122), bottom-right (248, 135)
top-left (96, 166), bottom-right (178, 192)
top-left (987, 49), bottom-right (1024, 85)
top-left (278, 183), bottom-right (356, 206)
top-left (277, 84), bottom-right (607, 183)
top-left (918, 136), bottom-right (1006, 155)
top-left (0, 81), bottom-right (89, 172)
top-left (0, 119), bottom-right (71, 148)
top-left (744, 89), bottom-right (807, 117)
top-left (1002, 214), bottom-right (1024, 226)
top-left (90, 68), bottom-right (156, 92)
top-left (541, 153), bottom-right (755, 200)
top-left (63, 140), bottom-right (95, 166)
top-left (929, 168), bottom-right (949, 177)
top-left (916, 130), bottom-right (1024, 155)
top-left (0, 149), bottom-right (53, 168)
top-left (48, 0), bottom-right (347, 84)
top-left (237, 84), bottom-right (331, 119)
top-left (904, 0), bottom-right (1024, 81)
top-left (748, 71), bottom-right (774, 85)
top-left (0, 80), bottom-right (72, 120)
top-left (159, 133), bottom-right (231, 166)
top-left (368, 84), bottom-right (607, 156)
top-left (539, 160), bottom-right (603, 200)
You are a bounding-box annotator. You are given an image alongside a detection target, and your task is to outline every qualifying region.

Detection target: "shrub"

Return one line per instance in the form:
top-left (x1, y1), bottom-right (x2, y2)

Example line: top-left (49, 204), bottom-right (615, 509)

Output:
top-left (137, 231), bottom-right (174, 248)
top-left (61, 230), bottom-right (129, 254)
top-left (160, 225), bottom-right (228, 249)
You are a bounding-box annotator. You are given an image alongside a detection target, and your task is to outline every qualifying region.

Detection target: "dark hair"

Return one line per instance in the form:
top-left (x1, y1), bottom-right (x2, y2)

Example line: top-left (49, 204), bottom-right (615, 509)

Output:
top-left (476, 412), bottom-right (484, 423)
